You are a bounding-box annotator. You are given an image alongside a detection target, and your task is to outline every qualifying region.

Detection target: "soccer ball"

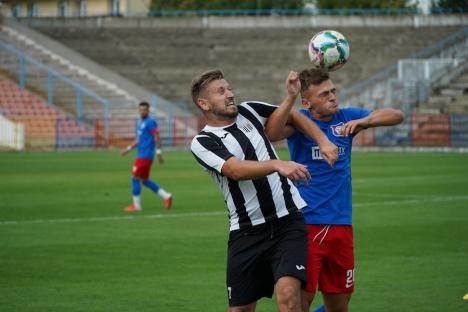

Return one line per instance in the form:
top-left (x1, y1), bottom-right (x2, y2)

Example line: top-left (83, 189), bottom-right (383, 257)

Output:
top-left (308, 30), bottom-right (350, 72)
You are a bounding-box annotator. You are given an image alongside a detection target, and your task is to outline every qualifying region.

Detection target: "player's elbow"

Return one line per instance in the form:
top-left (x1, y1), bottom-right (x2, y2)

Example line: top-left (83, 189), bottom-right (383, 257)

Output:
top-left (221, 159), bottom-right (244, 181)
top-left (392, 109), bottom-right (405, 125)
top-left (265, 129), bottom-right (281, 142)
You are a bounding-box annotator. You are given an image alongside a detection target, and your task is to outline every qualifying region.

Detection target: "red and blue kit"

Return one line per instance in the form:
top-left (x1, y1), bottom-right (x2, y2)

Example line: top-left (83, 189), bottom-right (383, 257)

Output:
top-left (133, 117), bottom-right (159, 179)
top-left (287, 107), bottom-right (370, 293)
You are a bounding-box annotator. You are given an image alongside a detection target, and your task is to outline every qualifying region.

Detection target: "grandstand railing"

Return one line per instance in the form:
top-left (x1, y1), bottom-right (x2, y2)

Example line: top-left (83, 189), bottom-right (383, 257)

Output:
top-left (0, 40), bottom-right (197, 150)
top-left (148, 7), bottom-right (467, 17)
top-left (339, 27), bottom-right (468, 147)
top-left (0, 40), bottom-right (111, 140)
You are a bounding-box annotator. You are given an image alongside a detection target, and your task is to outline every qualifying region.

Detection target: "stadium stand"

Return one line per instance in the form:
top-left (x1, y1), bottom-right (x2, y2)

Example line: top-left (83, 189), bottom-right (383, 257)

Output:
top-left (0, 77), bottom-right (94, 149)
top-left (1, 16), bottom-right (466, 149)
top-left (31, 26), bottom-right (461, 109)
top-left (0, 20), bottom-right (197, 149)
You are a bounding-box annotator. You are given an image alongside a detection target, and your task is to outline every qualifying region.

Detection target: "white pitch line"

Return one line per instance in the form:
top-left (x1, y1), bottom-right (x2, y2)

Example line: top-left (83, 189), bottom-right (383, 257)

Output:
top-left (0, 211), bottom-right (225, 226)
top-left (354, 195), bottom-right (468, 208)
top-left (1, 195), bottom-right (468, 226)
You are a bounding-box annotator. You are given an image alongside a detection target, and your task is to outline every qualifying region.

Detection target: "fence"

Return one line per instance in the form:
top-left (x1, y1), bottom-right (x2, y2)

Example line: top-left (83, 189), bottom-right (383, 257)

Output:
top-left (0, 39), bottom-right (197, 150)
top-left (148, 7), bottom-right (467, 17)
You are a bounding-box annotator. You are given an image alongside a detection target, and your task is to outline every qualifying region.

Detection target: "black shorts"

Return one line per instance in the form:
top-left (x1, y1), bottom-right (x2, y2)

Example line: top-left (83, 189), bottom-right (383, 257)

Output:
top-left (226, 210), bottom-right (308, 307)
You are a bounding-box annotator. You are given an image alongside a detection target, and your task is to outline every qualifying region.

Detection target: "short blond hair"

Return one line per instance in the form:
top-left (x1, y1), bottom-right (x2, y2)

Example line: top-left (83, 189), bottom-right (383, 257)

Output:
top-left (190, 69), bottom-right (224, 105)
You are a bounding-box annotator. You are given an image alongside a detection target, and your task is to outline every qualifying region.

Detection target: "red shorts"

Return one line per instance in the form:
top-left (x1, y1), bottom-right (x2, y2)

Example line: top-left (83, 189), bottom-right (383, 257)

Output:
top-left (132, 158), bottom-right (153, 180)
top-left (305, 225), bottom-right (354, 294)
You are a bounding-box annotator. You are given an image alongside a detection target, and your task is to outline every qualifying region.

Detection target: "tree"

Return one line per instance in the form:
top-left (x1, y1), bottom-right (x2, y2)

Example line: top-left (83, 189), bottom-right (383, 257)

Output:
top-left (435, 0), bottom-right (468, 10)
top-left (315, 0), bottom-right (414, 9)
top-left (150, 0), bottom-right (304, 11)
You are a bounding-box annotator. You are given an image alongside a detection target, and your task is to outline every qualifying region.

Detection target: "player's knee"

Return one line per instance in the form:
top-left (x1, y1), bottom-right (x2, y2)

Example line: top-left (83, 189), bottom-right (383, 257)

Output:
top-left (277, 284), bottom-right (301, 309)
top-left (229, 304), bottom-right (255, 312)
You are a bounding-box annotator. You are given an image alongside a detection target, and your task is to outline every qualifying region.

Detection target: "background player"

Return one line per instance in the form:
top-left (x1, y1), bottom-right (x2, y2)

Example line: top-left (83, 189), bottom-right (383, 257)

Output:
top-left (266, 68), bottom-right (404, 312)
top-left (190, 69), bottom-right (338, 312)
top-left (121, 102), bottom-right (172, 212)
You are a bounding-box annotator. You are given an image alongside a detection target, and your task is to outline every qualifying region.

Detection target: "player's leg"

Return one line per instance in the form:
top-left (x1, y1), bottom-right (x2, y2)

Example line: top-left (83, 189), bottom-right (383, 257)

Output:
top-left (275, 276), bottom-right (302, 312)
top-left (270, 211), bottom-right (308, 312)
top-left (322, 293), bottom-right (351, 312)
top-left (302, 224), bottom-right (327, 312)
top-left (227, 224), bottom-right (274, 312)
top-left (141, 179), bottom-right (172, 209)
top-left (319, 226), bottom-right (354, 312)
top-left (124, 159), bottom-right (144, 212)
top-left (228, 302), bottom-right (257, 312)
top-left (137, 158), bottom-right (172, 209)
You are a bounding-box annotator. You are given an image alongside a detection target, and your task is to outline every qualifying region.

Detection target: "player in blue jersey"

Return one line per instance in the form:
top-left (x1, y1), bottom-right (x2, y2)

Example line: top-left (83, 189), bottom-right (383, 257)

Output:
top-left (121, 102), bottom-right (172, 212)
top-left (266, 68), bottom-right (404, 312)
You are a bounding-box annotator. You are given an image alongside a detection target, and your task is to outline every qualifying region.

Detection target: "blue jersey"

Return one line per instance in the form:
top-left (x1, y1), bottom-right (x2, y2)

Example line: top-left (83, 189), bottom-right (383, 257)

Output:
top-left (136, 117), bottom-right (159, 160)
top-left (287, 107), bottom-right (371, 225)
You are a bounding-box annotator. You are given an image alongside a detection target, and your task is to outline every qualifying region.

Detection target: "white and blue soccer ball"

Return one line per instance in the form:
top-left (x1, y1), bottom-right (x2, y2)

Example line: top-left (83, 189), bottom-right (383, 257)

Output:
top-left (308, 30), bottom-right (350, 72)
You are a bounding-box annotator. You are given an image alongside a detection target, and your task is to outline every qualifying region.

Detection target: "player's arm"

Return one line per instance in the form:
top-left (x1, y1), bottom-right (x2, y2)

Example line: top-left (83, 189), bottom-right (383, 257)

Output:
top-left (265, 71), bottom-right (338, 166)
top-left (154, 128), bottom-right (164, 164)
top-left (192, 134), bottom-right (309, 184)
top-left (222, 157), bottom-right (310, 184)
top-left (341, 108), bottom-right (405, 137)
top-left (120, 138), bottom-right (138, 156)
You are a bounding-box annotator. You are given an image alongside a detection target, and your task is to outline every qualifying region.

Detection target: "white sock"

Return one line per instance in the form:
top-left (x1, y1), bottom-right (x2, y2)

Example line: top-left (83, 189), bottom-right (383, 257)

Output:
top-left (157, 188), bottom-right (171, 199)
top-left (132, 195), bottom-right (142, 210)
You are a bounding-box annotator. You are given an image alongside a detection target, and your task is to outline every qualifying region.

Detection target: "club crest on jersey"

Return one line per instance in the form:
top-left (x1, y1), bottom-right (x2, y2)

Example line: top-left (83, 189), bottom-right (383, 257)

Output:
top-left (331, 122), bottom-right (345, 137)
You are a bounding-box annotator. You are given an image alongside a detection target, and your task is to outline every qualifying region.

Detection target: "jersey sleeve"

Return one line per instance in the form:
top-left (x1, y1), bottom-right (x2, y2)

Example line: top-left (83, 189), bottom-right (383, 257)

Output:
top-left (191, 134), bottom-right (234, 174)
top-left (240, 101), bottom-right (278, 127)
top-left (149, 119), bottom-right (159, 135)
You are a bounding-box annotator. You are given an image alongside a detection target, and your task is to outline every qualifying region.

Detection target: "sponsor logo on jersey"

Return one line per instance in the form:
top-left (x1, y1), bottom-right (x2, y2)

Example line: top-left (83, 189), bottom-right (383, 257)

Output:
top-left (331, 122), bottom-right (345, 137)
top-left (312, 146), bottom-right (346, 160)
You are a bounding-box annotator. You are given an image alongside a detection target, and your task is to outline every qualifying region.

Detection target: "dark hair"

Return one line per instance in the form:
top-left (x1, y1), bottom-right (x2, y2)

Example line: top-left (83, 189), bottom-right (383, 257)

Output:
top-left (139, 101), bottom-right (150, 108)
top-left (299, 68), bottom-right (330, 96)
top-left (190, 69), bottom-right (224, 105)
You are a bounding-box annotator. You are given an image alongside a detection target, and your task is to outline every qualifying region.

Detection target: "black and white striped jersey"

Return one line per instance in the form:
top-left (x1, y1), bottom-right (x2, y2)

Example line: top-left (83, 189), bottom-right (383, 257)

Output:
top-left (191, 101), bottom-right (306, 231)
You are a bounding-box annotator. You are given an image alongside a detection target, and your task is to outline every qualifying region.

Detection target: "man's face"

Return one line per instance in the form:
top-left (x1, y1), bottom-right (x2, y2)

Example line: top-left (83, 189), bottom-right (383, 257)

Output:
top-left (302, 79), bottom-right (339, 117)
top-left (139, 105), bottom-right (150, 118)
top-left (199, 79), bottom-right (237, 121)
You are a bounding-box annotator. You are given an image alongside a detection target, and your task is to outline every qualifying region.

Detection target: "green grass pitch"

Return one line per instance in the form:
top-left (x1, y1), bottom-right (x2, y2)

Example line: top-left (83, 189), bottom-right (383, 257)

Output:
top-left (0, 150), bottom-right (467, 311)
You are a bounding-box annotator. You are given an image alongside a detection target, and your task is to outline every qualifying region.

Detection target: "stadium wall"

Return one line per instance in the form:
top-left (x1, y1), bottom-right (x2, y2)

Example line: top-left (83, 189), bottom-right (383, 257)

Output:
top-left (13, 15), bottom-right (468, 29)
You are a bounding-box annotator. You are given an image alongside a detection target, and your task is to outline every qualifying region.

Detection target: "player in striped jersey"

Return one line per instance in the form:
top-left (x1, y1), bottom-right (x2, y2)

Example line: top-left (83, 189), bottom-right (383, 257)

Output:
top-left (190, 69), bottom-right (338, 312)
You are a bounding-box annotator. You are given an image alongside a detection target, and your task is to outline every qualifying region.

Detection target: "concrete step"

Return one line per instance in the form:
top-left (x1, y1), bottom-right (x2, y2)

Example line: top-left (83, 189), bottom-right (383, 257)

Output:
top-left (440, 88), bottom-right (465, 96)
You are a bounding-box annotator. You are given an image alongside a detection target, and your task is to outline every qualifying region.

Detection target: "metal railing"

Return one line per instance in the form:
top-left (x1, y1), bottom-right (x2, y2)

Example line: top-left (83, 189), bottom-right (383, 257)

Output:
top-left (148, 7), bottom-right (467, 17)
top-left (0, 39), bottom-right (197, 150)
top-left (339, 27), bottom-right (468, 147)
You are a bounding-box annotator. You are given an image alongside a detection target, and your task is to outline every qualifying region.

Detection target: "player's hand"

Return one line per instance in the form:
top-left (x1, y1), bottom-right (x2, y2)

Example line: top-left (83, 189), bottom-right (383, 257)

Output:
top-left (275, 160), bottom-right (311, 185)
top-left (318, 140), bottom-right (338, 167)
top-left (157, 154), bottom-right (164, 164)
top-left (286, 71), bottom-right (301, 98)
top-left (342, 118), bottom-right (370, 137)
top-left (120, 149), bottom-right (129, 156)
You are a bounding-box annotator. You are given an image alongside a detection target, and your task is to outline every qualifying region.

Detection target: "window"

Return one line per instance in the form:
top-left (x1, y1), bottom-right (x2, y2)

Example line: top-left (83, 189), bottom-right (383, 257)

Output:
top-left (11, 4), bottom-right (22, 17)
top-left (58, 1), bottom-right (69, 17)
top-left (78, 0), bottom-right (87, 17)
top-left (27, 2), bottom-right (38, 17)
top-left (110, 0), bottom-right (120, 16)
